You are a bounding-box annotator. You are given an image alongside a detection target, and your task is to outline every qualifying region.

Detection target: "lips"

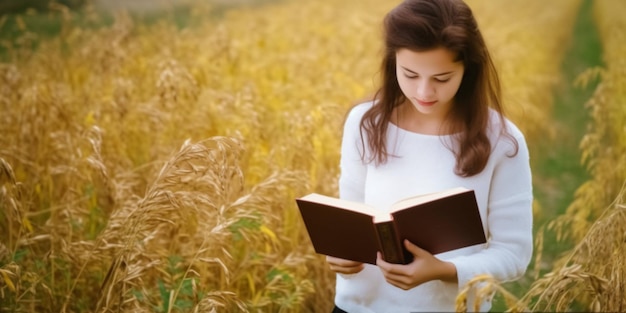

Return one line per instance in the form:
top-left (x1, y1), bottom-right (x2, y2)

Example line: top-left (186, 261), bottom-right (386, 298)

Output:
top-left (416, 99), bottom-right (437, 106)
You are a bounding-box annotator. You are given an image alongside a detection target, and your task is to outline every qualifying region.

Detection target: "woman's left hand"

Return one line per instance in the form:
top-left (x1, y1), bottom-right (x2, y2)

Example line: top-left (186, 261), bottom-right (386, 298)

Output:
top-left (376, 239), bottom-right (457, 290)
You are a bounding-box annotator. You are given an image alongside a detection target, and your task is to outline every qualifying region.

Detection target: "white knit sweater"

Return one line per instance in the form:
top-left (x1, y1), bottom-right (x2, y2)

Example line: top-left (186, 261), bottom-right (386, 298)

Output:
top-left (335, 102), bottom-right (533, 312)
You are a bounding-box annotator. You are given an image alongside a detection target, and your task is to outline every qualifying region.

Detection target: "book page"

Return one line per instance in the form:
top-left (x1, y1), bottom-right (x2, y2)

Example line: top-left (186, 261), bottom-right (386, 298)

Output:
top-left (389, 187), bottom-right (470, 212)
top-left (299, 193), bottom-right (384, 218)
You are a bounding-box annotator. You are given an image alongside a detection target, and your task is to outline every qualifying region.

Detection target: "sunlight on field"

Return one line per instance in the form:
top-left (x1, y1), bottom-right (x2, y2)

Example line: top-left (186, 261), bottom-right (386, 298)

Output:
top-left (1, 0), bottom-right (623, 311)
top-left (519, 1), bottom-right (626, 311)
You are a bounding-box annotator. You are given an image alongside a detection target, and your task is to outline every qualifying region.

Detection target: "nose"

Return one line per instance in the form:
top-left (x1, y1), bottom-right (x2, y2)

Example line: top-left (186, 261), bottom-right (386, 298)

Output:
top-left (416, 80), bottom-right (435, 100)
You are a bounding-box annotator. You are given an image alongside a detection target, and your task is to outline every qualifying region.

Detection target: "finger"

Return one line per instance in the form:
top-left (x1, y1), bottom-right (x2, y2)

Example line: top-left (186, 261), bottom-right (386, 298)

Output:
top-left (330, 263), bottom-right (364, 274)
top-left (387, 280), bottom-right (410, 290)
top-left (381, 270), bottom-right (409, 283)
top-left (327, 256), bottom-right (364, 274)
top-left (326, 255), bottom-right (342, 264)
top-left (404, 239), bottom-right (427, 257)
top-left (382, 273), bottom-right (412, 290)
top-left (326, 256), bottom-right (362, 267)
top-left (376, 252), bottom-right (395, 271)
top-left (376, 252), bottom-right (386, 266)
top-left (346, 264), bottom-right (364, 273)
top-left (377, 259), bottom-right (409, 277)
top-left (380, 267), bottom-right (419, 290)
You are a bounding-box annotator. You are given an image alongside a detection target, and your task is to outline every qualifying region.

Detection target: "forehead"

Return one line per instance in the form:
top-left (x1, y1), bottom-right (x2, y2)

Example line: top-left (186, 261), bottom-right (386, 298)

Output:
top-left (395, 47), bottom-right (463, 74)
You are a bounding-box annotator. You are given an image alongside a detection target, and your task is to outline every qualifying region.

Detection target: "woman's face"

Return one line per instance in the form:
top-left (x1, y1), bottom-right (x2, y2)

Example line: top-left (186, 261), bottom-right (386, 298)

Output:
top-left (395, 47), bottom-right (465, 120)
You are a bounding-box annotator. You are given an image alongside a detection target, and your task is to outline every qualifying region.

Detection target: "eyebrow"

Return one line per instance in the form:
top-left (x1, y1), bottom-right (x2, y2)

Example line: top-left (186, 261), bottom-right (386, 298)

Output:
top-left (401, 66), bottom-right (454, 77)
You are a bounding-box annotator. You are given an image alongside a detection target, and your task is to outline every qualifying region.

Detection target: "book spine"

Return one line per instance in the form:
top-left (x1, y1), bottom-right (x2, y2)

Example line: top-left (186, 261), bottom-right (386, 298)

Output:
top-left (375, 221), bottom-right (405, 264)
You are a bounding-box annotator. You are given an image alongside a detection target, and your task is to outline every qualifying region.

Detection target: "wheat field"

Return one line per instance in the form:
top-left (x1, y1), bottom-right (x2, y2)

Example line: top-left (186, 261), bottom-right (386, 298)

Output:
top-left (0, 0), bottom-right (624, 312)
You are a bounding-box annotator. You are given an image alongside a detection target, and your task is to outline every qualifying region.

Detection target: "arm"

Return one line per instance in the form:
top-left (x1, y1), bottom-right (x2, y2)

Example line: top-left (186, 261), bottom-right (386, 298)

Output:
top-left (328, 104), bottom-right (370, 273)
top-left (447, 133), bottom-right (533, 308)
top-left (338, 104), bottom-right (369, 203)
top-left (450, 134), bottom-right (533, 279)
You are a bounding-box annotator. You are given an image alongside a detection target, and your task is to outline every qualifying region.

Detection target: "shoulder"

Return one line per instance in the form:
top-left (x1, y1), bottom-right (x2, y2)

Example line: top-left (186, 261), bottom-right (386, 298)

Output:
top-left (487, 109), bottom-right (525, 140)
top-left (343, 100), bottom-right (375, 130)
top-left (346, 101), bottom-right (375, 121)
top-left (487, 109), bottom-right (529, 154)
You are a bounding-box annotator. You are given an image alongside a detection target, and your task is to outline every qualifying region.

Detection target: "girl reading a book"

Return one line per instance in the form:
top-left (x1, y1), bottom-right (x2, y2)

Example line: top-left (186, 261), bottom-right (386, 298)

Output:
top-left (327, 0), bottom-right (533, 312)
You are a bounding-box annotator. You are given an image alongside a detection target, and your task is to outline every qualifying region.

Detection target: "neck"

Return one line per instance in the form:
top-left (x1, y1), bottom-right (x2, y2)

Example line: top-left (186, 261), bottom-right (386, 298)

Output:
top-left (394, 101), bottom-right (452, 135)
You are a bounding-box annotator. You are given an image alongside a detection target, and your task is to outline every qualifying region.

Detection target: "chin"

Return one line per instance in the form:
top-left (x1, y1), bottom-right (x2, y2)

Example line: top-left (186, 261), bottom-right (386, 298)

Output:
top-left (414, 105), bottom-right (437, 115)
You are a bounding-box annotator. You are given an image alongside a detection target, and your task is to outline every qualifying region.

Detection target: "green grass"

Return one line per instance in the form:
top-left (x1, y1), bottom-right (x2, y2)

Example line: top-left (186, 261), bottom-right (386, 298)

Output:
top-left (531, 0), bottom-right (602, 261)
top-left (533, 0), bottom-right (601, 220)
top-left (0, 0), bottom-right (283, 61)
top-left (491, 0), bottom-right (603, 311)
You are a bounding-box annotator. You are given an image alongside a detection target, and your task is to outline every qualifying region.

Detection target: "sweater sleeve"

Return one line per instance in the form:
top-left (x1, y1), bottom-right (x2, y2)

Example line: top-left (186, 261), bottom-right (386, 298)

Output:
top-left (338, 104), bottom-right (369, 203)
top-left (448, 133), bottom-right (533, 310)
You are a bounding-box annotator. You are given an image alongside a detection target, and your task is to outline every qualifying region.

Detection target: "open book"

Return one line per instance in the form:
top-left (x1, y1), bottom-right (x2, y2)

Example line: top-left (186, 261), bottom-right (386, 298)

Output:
top-left (295, 187), bottom-right (486, 265)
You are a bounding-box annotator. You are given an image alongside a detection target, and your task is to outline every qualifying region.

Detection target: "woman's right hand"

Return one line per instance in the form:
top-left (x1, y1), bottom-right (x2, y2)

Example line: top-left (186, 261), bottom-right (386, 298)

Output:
top-left (326, 256), bottom-right (364, 274)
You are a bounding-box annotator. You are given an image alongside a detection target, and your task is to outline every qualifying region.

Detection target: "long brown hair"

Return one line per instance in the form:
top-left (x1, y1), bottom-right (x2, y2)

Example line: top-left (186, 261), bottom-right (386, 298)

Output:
top-left (360, 0), bottom-right (518, 177)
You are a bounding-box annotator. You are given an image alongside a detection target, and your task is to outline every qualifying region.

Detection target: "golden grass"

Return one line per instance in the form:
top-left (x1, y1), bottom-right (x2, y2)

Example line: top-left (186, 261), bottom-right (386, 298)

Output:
top-left (0, 0), bottom-right (609, 311)
top-left (1, 0), bottom-right (386, 309)
top-left (522, 189), bottom-right (625, 311)
top-left (455, 274), bottom-right (526, 313)
top-left (467, 0), bottom-right (582, 143)
top-left (562, 0), bottom-right (626, 239)
top-left (93, 137), bottom-right (314, 311)
top-left (522, 0), bottom-right (626, 311)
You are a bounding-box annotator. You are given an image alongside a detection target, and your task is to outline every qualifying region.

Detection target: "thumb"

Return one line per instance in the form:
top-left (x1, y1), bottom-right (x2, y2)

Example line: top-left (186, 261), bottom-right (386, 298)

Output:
top-left (404, 239), bottom-right (428, 257)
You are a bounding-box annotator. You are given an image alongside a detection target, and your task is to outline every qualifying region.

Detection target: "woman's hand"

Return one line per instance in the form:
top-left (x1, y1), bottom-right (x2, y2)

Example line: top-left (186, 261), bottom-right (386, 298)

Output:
top-left (376, 240), bottom-right (457, 290)
top-left (326, 256), bottom-right (364, 274)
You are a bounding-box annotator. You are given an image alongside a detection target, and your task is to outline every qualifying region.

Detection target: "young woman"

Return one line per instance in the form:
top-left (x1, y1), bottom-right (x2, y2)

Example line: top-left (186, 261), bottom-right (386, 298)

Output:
top-left (327, 0), bottom-right (533, 312)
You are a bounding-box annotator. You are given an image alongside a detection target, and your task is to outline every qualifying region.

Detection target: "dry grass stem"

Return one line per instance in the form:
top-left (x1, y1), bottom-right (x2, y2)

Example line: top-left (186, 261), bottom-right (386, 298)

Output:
top-left (1, 0), bottom-right (616, 311)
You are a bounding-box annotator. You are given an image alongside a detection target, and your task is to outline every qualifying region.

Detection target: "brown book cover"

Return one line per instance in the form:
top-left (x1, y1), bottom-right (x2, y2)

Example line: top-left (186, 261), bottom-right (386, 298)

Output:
top-left (295, 187), bottom-right (486, 265)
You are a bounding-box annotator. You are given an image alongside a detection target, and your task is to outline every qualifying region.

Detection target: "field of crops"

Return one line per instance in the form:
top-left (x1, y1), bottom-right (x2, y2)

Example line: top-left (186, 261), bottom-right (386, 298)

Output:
top-left (0, 0), bottom-right (624, 311)
top-left (518, 0), bottom-right (626, 311)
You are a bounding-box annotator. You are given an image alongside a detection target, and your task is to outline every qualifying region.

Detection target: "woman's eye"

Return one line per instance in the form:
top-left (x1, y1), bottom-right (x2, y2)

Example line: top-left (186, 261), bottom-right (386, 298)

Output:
top-left (435, 78), bottom-right (450, 83)
top-left (404, 74), bottom-right (418, 79)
